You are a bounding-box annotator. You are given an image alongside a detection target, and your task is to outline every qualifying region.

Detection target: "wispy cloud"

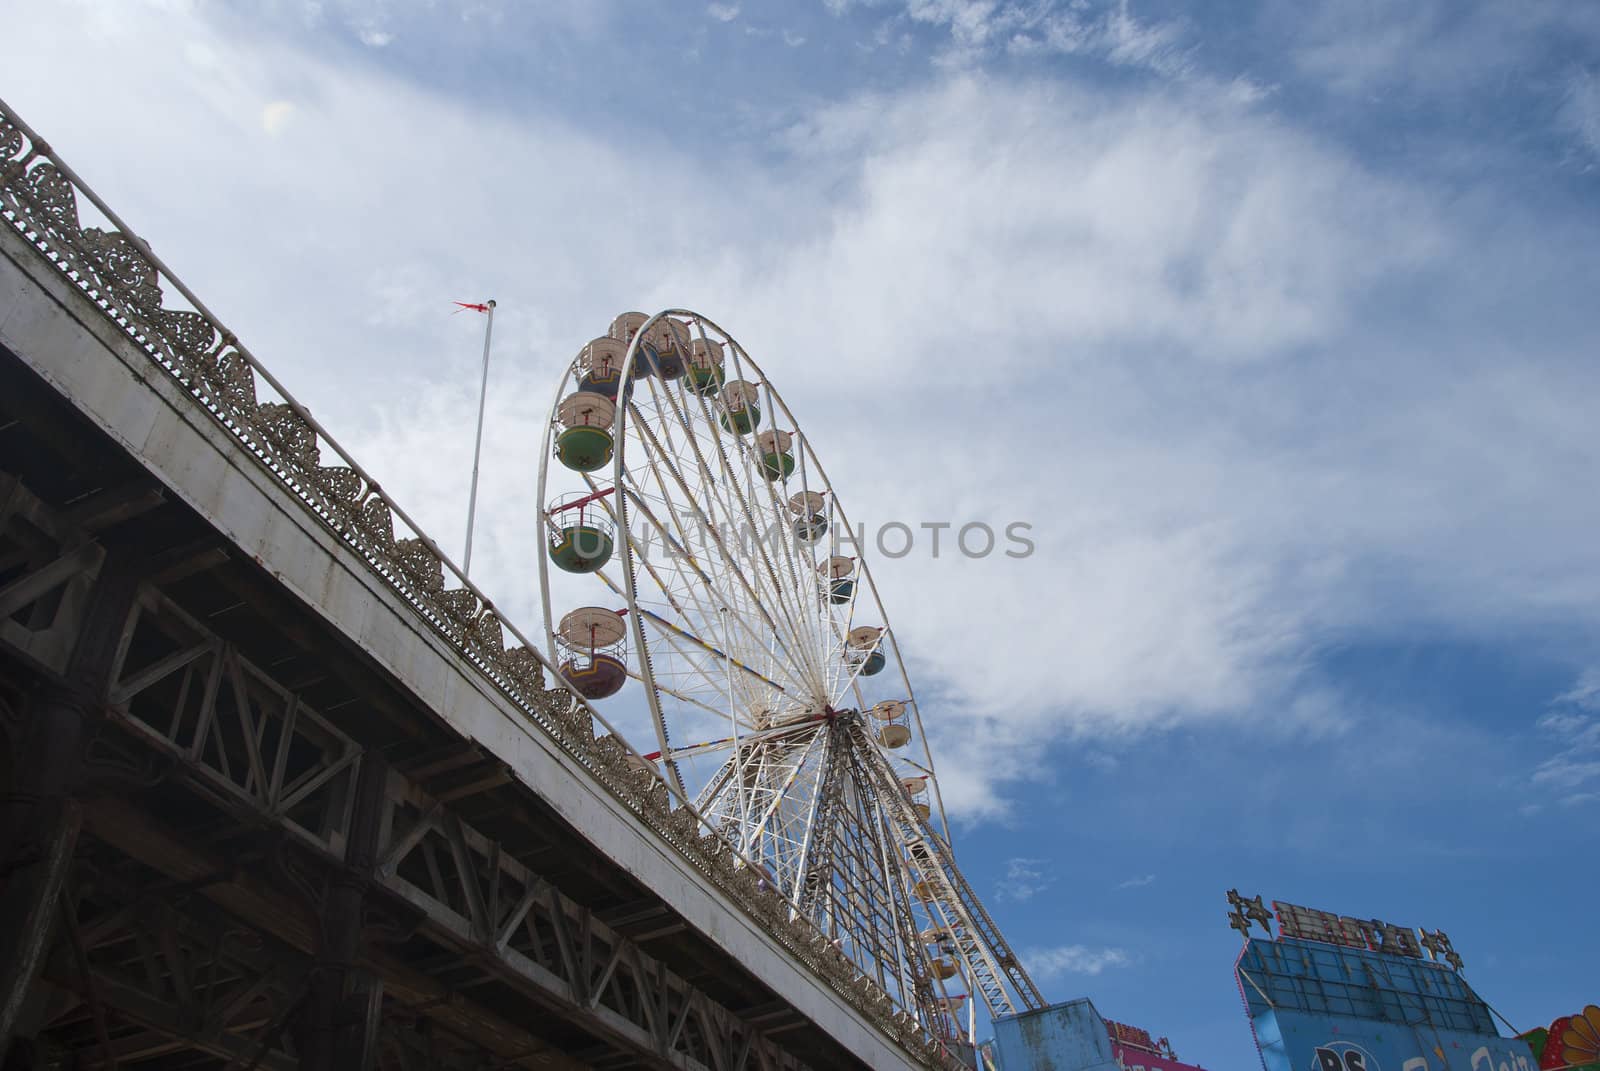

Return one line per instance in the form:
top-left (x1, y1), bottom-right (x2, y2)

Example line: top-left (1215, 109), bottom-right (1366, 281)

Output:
top-left (1565, 71), bottom-right (1600, 166)
top-left (1116, 874), bottom-right (1156, 890)
top-left (706, 2), bottom-right (740, 22)
top-left (1025, 944), bottom-right (1133, 978)
top-left (891, 0), bottom-right (1193, 76)
top-left (259, 101), bottom-right (294, 136)
top-left (1290, 2), bottom-right (1600, 103)
top-left (1531, 670), bottom-right (1600, 806)
top-left (997, 857), bottom-right (1050, 902)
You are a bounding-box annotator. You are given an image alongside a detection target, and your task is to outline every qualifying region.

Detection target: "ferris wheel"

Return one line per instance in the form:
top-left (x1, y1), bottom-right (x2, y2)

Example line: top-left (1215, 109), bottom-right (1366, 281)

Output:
top-left (534, 310), bottom-right (1042, 1040)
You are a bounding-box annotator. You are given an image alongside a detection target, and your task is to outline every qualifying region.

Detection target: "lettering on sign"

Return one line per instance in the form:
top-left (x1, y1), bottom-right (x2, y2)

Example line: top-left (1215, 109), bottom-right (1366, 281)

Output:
top-left (1468, 1045), bottom-right (1536, 1071)
top-left (1106, 1020), bottom-right (1159, 1052)
top-left (1225, 890), bottom-right (1463, 968)
top-left (1313, 1043), bottom-right (1374, 1071)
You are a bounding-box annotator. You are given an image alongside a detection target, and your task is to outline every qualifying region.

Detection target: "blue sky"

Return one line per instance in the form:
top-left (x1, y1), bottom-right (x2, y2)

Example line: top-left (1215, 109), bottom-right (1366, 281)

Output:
top-left (8, 1), bottom-right (1600, 1066)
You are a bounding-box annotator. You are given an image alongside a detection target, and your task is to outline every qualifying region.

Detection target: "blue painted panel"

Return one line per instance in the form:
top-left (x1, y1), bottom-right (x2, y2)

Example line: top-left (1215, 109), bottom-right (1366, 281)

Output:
top-left (1238, 938), bottom-right (1493, 1032)
top-left (990, 998), bottom-right (1120, 1071)
top-left (1248, 1009), bottom-right (1538, 1071)
top-left (1236, 938), bottom-right (1538, 1071)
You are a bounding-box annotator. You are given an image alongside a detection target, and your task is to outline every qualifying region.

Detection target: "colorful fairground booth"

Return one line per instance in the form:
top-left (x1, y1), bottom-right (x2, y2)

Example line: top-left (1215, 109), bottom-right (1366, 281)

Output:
top-left (1518, 1005), bottom-right (1600, 1071)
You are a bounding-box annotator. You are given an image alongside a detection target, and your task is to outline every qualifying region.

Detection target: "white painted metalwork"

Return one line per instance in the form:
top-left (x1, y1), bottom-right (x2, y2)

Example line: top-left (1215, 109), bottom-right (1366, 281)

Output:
top-left (535, 310), bottom-right (1043, 1040)
top-left (462, 298), bottom-right (496, 576)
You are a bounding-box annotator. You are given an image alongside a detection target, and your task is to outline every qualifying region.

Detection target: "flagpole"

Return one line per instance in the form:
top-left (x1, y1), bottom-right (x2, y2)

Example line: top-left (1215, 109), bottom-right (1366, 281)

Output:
top-left (462, 298), bottom-right (496, 577)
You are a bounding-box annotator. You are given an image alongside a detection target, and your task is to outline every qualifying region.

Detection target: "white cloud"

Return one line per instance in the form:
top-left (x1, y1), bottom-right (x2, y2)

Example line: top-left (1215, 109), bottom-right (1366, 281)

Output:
top-left (707, 2), bottom-right (740, 22)
top-left (1531, 673), bottom-right (1600, 806)
top-left (260, 100), bottom-right (295, 135)
top-left (1115, 874), bottom-right (1155, 889)
top-left (1555, 668), bottom-right (1600, 712)
top-left (887, 0), bottom-right (1192, 75)
top-left (358, 27), bottom-right (394, 47)
top-left (8, 1), bottom-right (1600, 827)
top-left (997, 857), bottom-right (1050, 901)
top-left (1566, 72), bottom-right (1600, 164)
top-left (1289, 2), bottom-right (1600, 100)
top-left (1025, 944), bottom-right (1132, 978)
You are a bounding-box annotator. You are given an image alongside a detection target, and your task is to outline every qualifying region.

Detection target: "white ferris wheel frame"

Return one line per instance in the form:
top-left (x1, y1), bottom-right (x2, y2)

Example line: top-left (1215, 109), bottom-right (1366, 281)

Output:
top-left (534, 309), bottom-right (950, 841)
top-left (534, 309), bottom-right (1043, 1037)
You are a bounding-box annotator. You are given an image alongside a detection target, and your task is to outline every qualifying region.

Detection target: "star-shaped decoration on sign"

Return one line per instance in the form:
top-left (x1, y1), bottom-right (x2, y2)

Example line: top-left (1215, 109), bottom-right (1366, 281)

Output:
top-left (1225, 889), bottom-right (1275, 937)
top-left (1422, 929), bottom-right (1465, 969)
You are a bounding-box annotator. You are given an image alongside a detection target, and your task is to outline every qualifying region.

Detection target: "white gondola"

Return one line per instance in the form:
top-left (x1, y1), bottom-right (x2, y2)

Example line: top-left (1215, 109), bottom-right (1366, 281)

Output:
top-left (788, 489), bottom-right (828, 543)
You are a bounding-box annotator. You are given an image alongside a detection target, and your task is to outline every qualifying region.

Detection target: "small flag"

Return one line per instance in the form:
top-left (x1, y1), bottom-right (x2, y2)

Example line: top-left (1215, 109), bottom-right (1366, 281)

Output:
top-left (453, 301), bottom-right (491, 314)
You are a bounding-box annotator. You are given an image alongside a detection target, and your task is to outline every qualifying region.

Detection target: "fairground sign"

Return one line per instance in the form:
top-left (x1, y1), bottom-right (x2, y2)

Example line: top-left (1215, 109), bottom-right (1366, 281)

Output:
top-left (1225, 889), bottom-right (1465, 969)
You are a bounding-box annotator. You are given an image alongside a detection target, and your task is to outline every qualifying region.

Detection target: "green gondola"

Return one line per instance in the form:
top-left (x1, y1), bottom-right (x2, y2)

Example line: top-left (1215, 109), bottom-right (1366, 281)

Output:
top-left (761, 451), bottom-right (795, 480)
top-left (687, 362), bottom-right (723, 394)
top-left (556, 425), bottom-right (614, 473)
top-left (720, 403), bottom-right (759, 435)
top-left (548, 524), bottom-right (613, 573)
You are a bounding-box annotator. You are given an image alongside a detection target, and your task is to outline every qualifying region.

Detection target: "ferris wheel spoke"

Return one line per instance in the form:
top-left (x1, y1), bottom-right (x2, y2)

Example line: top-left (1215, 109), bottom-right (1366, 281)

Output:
top-left (586, 564), bottom-right (800, 725)
top-left (644, 609), bottom-right (799, 725)
top-left (746, 386), bottom-right (836, 675)
top-left (655, 713), bottom-right (825, 766)
top-left (726, 749), bottom-right (824, 868)
top-left (740, 730), bottom-right (826, 854)
top-left (636, 607), bottom-right (793, 697)
top-left (581, 491), bottom-right (765, 702)
top-left (622, 407), bottom-right (815, 692)
top-left (579, 473), bottom-right (702, 623)
top-left (738, 361), bottom-right (841, 654)
top-left (604, 468), bottom-right (815, 704)
top-left (661, 378), bottom-right (825, 690)
top-left (578, 471), bottom-right (756, 699)
top-left (614, 659), bottom-right (744, 723)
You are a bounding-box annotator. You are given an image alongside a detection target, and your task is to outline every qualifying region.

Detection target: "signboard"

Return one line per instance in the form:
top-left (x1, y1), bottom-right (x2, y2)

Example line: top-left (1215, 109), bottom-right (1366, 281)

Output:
top-left (1104, 1019), bottom-right (1204, 1071)
top-left (1225, 889), bottom-right (1463, 968)
top-left (1110, 1040), bottom-right (1205, 1071)
top-left (1107, 1020), bottom-right (1162, 1053)
top-left (1229, 892), bottom-right (1535, 1071)
top-left (1255, 1008), bottom-right (1538, 1071)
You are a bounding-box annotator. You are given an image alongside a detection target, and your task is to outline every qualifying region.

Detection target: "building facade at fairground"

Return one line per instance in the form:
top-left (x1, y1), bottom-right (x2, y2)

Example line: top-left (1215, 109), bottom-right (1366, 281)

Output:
top-left (1228, 890), bottom-right (1542, 1071)
top-left (980, 893), bottom-right (1592, 1071)
top-left (981, 997), bottom-right (1207, 1071)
